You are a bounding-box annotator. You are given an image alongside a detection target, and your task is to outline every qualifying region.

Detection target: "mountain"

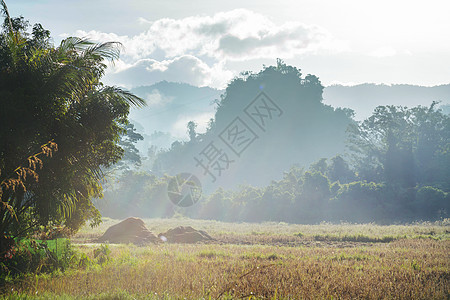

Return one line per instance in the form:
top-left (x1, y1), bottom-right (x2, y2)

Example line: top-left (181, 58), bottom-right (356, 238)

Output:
top-left (149, 65), bottom-right (355, 191)
top-left (127, 81), bottom-right (450, 157)
top-left (128, 81), bottom-right (223, 151)
top-left (323, 83), bottom-right (450, 120)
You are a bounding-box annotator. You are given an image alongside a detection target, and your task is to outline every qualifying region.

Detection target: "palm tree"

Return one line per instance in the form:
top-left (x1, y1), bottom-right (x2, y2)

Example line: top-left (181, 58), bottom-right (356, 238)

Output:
top-left (0, 0), bottom-right (145, 258)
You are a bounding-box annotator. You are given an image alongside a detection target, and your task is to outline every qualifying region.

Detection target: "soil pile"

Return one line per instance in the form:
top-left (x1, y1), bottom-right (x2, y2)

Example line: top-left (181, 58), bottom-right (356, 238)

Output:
top-left (158, 226), bottom-right (214, 243)
top-left (97, 217), bottom-right (159, 245)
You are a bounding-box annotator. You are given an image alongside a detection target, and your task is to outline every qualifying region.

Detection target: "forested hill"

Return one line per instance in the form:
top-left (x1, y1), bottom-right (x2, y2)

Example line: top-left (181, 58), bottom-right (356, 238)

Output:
top-left (323, 84), bottom-right (450, 120)
top-left (102, 63), bottom-right (449, 221)
top-left (150, 63), bottom-right (354, 191)
top-left (128, 82), bottom-right (450, 147)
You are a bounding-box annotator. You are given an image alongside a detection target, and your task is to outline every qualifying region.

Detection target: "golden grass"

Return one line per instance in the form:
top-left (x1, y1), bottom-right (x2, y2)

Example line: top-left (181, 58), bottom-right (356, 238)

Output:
top-left (2, 219), bottom-right (449, 299)
top-left (73, 217), bottom-right (450, 242)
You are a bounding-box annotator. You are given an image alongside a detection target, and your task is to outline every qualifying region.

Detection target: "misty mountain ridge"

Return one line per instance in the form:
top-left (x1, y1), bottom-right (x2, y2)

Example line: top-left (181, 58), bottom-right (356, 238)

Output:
top-left (129, 81), bottom-right (450, 154)
top-left (323, 83), bottom-right (450, 120)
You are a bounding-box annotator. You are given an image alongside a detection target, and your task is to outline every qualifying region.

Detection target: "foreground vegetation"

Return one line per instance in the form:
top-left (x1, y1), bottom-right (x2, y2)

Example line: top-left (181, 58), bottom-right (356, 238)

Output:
top-left (0, 1), bottom-right (144, 260)
top-left (1, 218), bottom-right (449, 299)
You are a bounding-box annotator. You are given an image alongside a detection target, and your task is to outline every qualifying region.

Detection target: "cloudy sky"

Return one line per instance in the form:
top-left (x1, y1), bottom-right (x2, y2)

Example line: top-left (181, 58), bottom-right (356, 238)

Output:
top-left (7, 0), bottom-right (450, 89)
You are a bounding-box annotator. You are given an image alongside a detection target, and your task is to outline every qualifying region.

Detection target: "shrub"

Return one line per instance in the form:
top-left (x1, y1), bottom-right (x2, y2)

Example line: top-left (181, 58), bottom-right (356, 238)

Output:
top-left (0, 238), bottom-right (74, 283)
top-left (414, 186), bottom-right (449, 220)
top-left (333, 181), bottom-right (386, 222)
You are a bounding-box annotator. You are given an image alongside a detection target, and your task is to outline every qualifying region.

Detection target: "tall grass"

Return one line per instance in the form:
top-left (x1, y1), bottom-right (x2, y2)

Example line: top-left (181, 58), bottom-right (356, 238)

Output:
top-left (73, 217), bottom-right (450, 243)
top-left (1, 219), bottom-right (449, 299)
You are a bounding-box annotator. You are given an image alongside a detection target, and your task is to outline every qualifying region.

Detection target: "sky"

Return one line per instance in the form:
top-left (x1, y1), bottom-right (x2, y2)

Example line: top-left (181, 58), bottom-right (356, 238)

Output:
top-left (6, 0), bottom-right (450, 89)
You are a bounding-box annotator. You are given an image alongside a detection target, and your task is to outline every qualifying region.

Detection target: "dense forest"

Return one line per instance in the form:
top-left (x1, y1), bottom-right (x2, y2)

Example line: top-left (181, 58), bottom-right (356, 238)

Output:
top-left (99, 60), bottom-right (450, 224)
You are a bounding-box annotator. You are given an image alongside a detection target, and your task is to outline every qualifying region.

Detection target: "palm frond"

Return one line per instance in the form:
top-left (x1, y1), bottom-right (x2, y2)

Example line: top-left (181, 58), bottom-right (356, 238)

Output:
top-left (57, 37), bottom-right (91, 56)
top-left (82, 41), bottom-right (122, 62)
top-left (101, 86), bottom-right (146, 108)
top-left (58, 37), bottom-right (121, 62)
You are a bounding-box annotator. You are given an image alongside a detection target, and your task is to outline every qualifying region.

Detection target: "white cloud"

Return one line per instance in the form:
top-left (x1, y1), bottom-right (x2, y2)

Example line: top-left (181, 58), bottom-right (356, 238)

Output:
top-left (137, 17), bottom-right (152, 25)
top-left (144, 89), bottom-right (173, 107)
top-left (76, 9), bottom-right (337, 62)
top-left (104, 55), bottom-right (233, 89)
top-left (369, 46), bottom-right (397, 58)
top-left (71, 9), bottom-right (343, 89)
top-left (172, 112), bottom-right (215, 139)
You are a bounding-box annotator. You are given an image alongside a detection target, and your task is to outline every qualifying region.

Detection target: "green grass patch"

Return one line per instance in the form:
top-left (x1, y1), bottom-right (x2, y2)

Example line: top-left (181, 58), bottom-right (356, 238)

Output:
top-left (312, 234), bottom-right (396, 243)
top-left (197, 250), bottom-right (229, 259)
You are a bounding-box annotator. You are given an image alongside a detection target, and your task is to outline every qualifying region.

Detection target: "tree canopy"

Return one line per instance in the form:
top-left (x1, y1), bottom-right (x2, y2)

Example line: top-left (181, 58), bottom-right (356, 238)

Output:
top-left (100, 102), bottom-right (449, 224)
top-left (153, 59), bottom-right (354, 190)
top-left (100, 59), bottom-right (448, 224)
top-left (348, 102), bottom-right (450, 191)
top-left (0, 2), bottom-right (144, 257)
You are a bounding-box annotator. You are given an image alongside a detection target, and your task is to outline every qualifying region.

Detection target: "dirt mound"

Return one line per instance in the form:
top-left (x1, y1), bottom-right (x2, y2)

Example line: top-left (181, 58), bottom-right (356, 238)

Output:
top-left (97, 217), bottom-right (159, 245)
top-left (158, 226), bottom-right (214, 243)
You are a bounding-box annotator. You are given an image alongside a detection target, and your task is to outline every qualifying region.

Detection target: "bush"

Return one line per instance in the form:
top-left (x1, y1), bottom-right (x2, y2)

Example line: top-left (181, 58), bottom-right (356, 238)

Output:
top-left (333, 181), bottom-right (386, 222)
top-left (414, 186), bottom-right (449, 220)
top-left (0, 238), bottom-right (74, 283)
top-left (94, 244), bottom-right (111, 265)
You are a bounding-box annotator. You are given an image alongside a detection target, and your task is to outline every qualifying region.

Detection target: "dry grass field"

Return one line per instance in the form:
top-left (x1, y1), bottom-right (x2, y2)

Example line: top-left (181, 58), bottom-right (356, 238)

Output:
top-left (1, 218), bottom-right (449, 299)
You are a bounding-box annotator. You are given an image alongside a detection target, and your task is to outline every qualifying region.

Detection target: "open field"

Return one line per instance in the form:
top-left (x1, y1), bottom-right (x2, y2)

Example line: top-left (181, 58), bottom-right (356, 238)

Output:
top-left (1, 218), bottom-right (449, 299)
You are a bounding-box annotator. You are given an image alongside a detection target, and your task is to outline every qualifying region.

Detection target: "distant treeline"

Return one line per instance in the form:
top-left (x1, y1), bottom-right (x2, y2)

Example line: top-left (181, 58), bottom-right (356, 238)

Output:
top-left (99, 60), bottom-right (450, 223)
top-left (98, 157), bottom-right (449, 224)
